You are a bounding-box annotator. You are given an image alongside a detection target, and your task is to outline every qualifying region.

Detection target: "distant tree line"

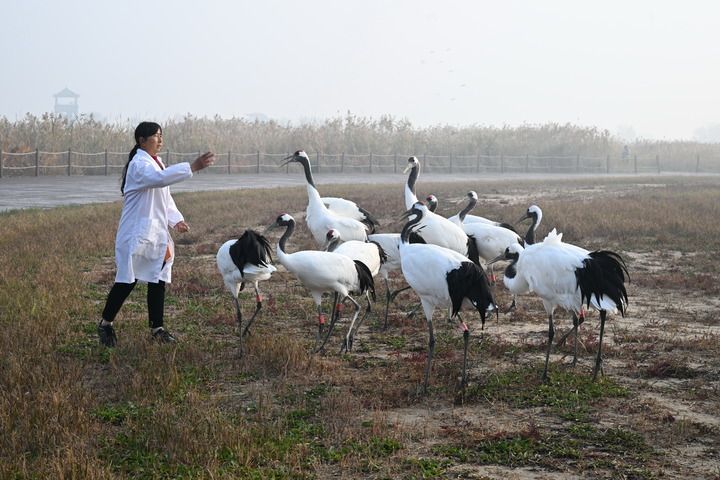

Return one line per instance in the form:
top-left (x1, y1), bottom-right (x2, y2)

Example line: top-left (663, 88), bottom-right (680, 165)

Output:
top-left (1, 113), bottom-right (719, 164)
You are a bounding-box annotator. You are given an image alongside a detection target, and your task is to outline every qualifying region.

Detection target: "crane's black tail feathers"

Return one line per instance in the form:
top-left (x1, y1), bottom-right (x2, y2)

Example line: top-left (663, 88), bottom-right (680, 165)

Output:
top-left (228, 229), bottom-right (273, 276)
top-left (368, 240), bottom-right (389, 265)
top-left (575, 250), bottom-right (629, 316)
top-left (359, 206), bottom-right (380, 234)
top-left (354, 260), bottom-right (376, 302)
top-left (446, 262), bottom-right (495, 329)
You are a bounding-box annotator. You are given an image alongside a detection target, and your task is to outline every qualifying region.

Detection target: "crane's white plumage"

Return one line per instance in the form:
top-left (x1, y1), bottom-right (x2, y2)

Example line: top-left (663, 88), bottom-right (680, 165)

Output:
top-left (281, 150), bottom-right (369, 246)
top-left (323, 228), bottom-right (386, 350)
top-left (399, 203), bottom-right (496, 392)
top-left (322, 197), bottom-right (379, 233)
top-left (491, 228), bottom-right (629, 381)
top-left (267, 214), bottom-right (375, 351)
top-left (216, 230), bottom-right (277, 354)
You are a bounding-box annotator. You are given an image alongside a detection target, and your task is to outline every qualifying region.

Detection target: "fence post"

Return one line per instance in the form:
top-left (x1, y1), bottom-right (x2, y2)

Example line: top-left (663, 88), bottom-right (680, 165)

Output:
top-left (696, 154), bottom-right (700, 173)
top-left (606, 154), bottom-right (610, 174)
top-left (500, 153), bottom-right (504, 174)
top-left (0, 147), bottom-right (3, 179)
top-left (35, 148), bottom-right (39, 176)
top-left (257, 151), bottom-right (261, 174)
top-left (476, 153), bottom-right (480, 173)
top-left (394, 153), bottom-right (398, 173)
top-left (656, 154), bottom-right (660, 174)
top-left (634, 154), bottom-right (637, 174)
top-left (525, 154), bottom-right (530, 173)
top-left (227, 151), bottom-right (231, 174)
top-left (576, 154), bottom-right (580, 173)
top-left (423, 153), bottom-right (427, 172)
top-left (316, 152), bottom-right (320, 174)
top-left (67, 148), bottom-right (72, 176)
top-left (449, 153), bottom-right (453, 174)
top-left (286, 152), bottom-right (290, 174)
top-left (104, 149), bottom-right (108, 175)
top-left (369, 153), bottom-right (373, 173)
top-left (166, 150), bottom-right (171, 166)
top-left (341, 152), bottom-right (345, 173)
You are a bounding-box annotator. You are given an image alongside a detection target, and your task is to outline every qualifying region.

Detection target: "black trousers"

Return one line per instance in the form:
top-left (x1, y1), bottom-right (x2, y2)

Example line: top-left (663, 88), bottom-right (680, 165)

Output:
top-left (102, 280), bottom-right (166, 329)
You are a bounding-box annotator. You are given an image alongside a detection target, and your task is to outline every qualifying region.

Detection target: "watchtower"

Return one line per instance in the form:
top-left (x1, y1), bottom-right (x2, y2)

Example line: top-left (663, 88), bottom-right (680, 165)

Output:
top-left (53, 87), bottom-right (79, 117)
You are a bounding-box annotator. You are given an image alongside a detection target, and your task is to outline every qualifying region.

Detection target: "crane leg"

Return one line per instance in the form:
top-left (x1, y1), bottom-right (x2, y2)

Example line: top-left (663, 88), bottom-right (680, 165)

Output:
top-left (241, 284), bottom-right (263, 337)
top-left (422, 319), bottom-right (436, 394)
top-left (458, 321), bottom-right (470, 391)
top-left (558, 311), bottom-right (586, 346)
top-left (233, 296), bottom-right (244, 356)
top-left (542, 314), bottom-right (555, 383)
top-left (592, 310), bottom-right (607, 381)
top-left (315, 293), bottom-right (340, 353)
top-left (341, 295), bottom-right (364, 353)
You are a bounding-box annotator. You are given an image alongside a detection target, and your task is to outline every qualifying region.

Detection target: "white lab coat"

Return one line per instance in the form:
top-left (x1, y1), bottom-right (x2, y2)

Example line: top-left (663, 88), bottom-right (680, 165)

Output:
top-left (114, 149), bottom-right (193, 284)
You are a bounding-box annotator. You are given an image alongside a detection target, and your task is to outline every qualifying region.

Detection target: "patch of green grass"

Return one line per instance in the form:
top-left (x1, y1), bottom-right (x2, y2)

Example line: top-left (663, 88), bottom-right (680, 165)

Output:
top-left (403, 457), bottom-right (451, 478)
top-left (94, 401), bottom-right (151, 426)
top-left (466, 366), bottom-right (628, 420)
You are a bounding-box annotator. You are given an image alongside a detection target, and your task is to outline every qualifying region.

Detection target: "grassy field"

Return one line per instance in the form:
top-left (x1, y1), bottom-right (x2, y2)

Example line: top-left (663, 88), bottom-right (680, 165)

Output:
top-left (1, 175), bottom-right (719, 479)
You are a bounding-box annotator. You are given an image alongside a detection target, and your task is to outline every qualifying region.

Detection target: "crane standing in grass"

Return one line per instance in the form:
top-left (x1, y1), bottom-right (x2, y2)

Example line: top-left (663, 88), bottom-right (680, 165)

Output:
top-left (216, 230), bottom-right (276, 355)
top-left (323, 229), bottom-right (386, 351)
top-left (265, 214), bottom-right (375, 351)
top-left (281, 150), bottom-right (371, 246)
top-left (399, 202), bottom-right (496, 393)
top-left (490, 229), bottom-right (629, 381)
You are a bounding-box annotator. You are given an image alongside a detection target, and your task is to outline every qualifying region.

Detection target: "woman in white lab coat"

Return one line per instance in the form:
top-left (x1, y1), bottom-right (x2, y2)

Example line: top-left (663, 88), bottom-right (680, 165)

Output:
top-left (98, 121), bottom-right (214, 347)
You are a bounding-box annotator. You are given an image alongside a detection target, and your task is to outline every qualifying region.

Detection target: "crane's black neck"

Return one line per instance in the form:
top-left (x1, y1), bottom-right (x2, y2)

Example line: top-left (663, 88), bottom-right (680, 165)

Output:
top-left (278, 219), bottom-right (296, 253)
top-left (407, 163), bottom-right (419, 195)
top-left (401, 206), bottom-right (424, 243)
top-left (524, 212), bottom-right (538, 245)
top-left (296, 156), bottom-right (316, 188)
top-left (504, 252), bottom-right (520, 279)
top-left (458, 196), bottom-right (478, 222)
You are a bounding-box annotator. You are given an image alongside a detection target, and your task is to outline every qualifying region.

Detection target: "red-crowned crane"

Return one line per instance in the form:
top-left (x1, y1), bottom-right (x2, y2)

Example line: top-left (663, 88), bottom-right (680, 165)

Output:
top-left (399, 202), bottom-right (496, 393)
top-left (442, 191), bottom-right (522, 286)
top-left (322, 229), bottom-right (386, 351)
top-left (434, 190), bottom-right (517, 233)
top-left (322, 197), bottom-right (379, 233)
top-left (489, 229), bottom-right (629, 381)
top-left (216, 230), bottom-right (277, 355)
top-left (265, 214), bottom-right (375, 351)
top-left (366, 232), bottom-right (410, 329)
top-left (280, 150), bottom-right (369, 246)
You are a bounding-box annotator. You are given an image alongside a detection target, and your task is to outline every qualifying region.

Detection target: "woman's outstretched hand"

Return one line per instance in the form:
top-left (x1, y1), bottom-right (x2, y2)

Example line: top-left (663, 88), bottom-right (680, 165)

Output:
top-left (174, 221), bottom-right (189, 233)
top-left (191, 152), bottom-right (215, 172)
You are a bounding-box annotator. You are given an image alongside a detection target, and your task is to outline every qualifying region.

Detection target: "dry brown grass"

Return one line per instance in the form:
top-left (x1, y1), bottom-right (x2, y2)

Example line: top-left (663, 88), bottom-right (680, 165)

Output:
top-left (1, 174), bottom-right (719, 478)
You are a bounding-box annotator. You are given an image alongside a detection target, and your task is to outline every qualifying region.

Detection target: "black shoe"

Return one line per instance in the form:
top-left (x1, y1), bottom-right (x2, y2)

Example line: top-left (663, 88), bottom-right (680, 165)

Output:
top-left (152, 327), bottom-right (176, 344)
top-left (97, 323), bottom-right (117, 347)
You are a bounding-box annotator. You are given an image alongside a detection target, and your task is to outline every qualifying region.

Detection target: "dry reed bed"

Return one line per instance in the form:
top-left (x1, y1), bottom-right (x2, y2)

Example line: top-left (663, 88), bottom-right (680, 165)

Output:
top-left (1, 176), bottom-right (719, 479)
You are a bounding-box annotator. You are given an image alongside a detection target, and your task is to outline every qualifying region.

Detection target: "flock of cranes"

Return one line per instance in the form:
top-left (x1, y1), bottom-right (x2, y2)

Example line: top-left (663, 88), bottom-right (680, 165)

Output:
top-left (216, 150), bottom-right (629, 392)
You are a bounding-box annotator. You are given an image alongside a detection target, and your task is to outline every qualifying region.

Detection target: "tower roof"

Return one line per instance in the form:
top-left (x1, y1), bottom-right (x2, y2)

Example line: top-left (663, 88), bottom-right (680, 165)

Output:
top-left (53, 87), bottom-right (79, 98)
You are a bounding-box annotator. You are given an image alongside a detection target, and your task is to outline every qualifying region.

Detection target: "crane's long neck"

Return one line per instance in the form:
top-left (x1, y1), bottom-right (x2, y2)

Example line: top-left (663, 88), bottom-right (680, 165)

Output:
top-left (404, 165), bottom-right (419, 209)
top-left (277, 219), bottom-right (295, 255)
top-left (458, 197), bottom-right (478, 222)
top-left (400, 210), bottom-right (423, 244)
top-left (524, 213), bottom-right (539, 245)
top-left (299, 157), bottom-right (316, 188)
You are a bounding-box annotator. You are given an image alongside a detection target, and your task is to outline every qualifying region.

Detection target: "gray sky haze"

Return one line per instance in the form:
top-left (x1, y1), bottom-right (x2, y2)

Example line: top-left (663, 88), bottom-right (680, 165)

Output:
top-left (2, 0), bottom-right (719, 141)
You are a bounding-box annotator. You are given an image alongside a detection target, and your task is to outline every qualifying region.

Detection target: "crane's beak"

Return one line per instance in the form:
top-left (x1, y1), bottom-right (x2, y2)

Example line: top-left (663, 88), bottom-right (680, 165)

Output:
top-left (515, 212), bottom-right (531, 225)
top-left (402, 164), bottom-right (415, 174)
top-left (279, 155), bottom-right (295, 168)
top-left (263, 222), bottom-right (279, 235)
top-left (487, 253), bottom-right (506, 265)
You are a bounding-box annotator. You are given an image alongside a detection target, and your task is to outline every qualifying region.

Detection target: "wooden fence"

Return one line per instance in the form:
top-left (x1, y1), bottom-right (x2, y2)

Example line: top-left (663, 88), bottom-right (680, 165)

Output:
top-left (0, 150), bottom-right (716, 178)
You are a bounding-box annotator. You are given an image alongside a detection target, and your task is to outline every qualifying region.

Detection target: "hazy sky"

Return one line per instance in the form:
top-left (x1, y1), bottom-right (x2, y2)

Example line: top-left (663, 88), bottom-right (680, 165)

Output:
top-left (2, 0), bottom-right (719, 140)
